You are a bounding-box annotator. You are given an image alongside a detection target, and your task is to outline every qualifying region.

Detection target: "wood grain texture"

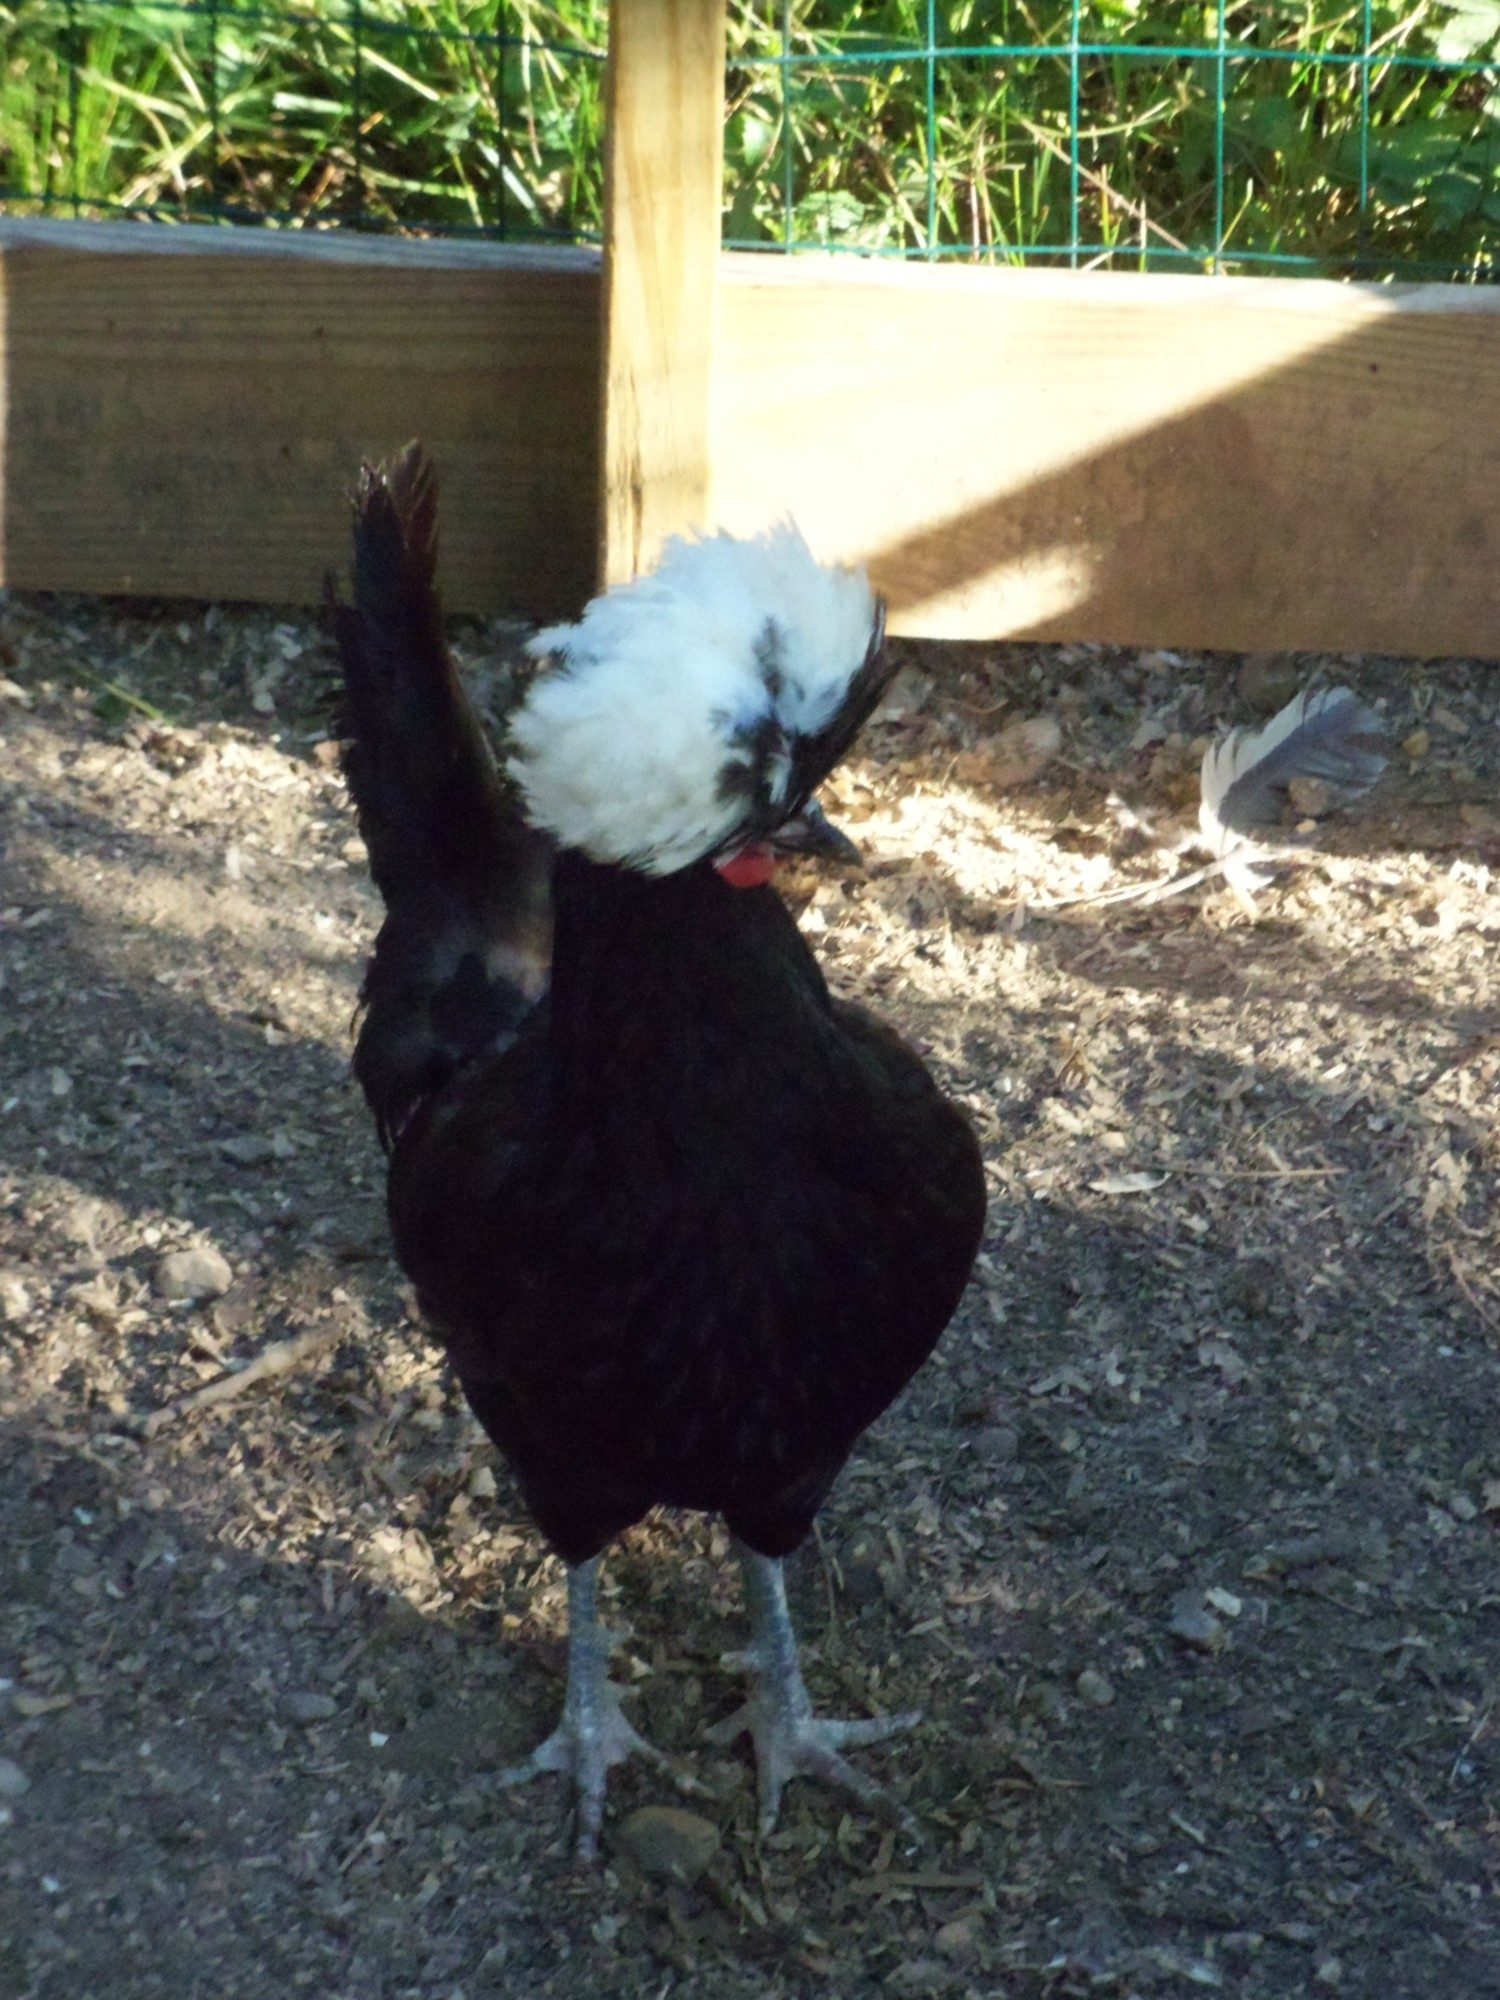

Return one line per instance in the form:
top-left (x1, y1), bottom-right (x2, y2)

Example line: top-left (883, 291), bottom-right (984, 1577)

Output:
top-left (713, 255), bottom-right (1500, 658)
top-left (0, 220), bottom-right (600, 616)
top-left (598, 0), bottom-right (726, 584)
top-left (3, 219), bottom-right (1498, 658)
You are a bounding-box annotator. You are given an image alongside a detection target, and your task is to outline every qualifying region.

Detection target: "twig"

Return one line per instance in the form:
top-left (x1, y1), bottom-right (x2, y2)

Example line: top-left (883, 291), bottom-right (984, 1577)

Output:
top-left (1444, 1247), bottom-right (1500, 1339)
top-left (145, 1323), bottom-right (340, 1433)
top-left (1160, 1163), bottom-right (1347, 1182)
top-left (1029, 859), bottom-right (1227, 912)
top-left (1449, 1701), bottom-right (1493, 1786)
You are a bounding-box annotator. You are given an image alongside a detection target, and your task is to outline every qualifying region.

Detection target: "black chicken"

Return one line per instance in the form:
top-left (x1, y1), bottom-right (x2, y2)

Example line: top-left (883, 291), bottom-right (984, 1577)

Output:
top-left (332, 447), bottom-right (986, 1856)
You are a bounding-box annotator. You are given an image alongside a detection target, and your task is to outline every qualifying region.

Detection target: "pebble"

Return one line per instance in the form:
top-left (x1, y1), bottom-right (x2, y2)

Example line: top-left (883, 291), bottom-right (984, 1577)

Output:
top-left (890, 1958), bottom-right (948, 1992)
top-left (989, 714), bottom-right (1062, 789)
top-left (616, 1805), bottom-right (720, 1882)
top-left (1285, 774), bottom-right (1335, 818)
top-left (971, 1422), bottom-right (1019, 1465)
top-left (219, 1134), bottom-right (275, 1168)
top-left (154, 1244), bottom-right (233, 1302)
top-left (282, 1691), bottom-right (338, 1725)
top-left (934, 1917), bottom-right (978, 1960)
top-left (1076, 1666), bottom-right (1115, 1706)
top-left (465, 1464), bottom-right (497, 1501)
top-left (1236, 653), bottom-right (1301, 711)
top-left (0, 1758), bottom-right (30, 1800)
top-left (0, 1274), bottom-right (32, 1322)
top-left (1168, 1598), bottom-right (1227, 1653)
top-left (1402, 727), bottom-right (1430, 761)
top-left (58, 1196), bottom-right (107, 1251)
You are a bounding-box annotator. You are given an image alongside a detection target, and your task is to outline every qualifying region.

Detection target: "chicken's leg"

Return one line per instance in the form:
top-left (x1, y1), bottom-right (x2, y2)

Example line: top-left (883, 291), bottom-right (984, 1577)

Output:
top-left (499, 1558), bottom-right (667, 1859)
top-left (706, 1540), bottom-right (918, 1837)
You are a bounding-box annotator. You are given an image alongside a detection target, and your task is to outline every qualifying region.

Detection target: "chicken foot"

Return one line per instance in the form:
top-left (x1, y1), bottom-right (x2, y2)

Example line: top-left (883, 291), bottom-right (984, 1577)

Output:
top-left (707, 1540), bottom-right (918, 1837)
top-left (499, 1558), bottom-right (669, 1859)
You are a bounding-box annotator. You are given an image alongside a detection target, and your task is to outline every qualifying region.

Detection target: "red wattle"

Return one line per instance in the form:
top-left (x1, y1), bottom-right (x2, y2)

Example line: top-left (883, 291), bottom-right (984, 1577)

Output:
top-left (714, 842), bottom-right (777, 889)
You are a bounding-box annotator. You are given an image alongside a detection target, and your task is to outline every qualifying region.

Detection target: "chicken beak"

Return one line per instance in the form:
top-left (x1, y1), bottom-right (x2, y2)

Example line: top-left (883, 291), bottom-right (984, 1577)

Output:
top-left (770, 799), bottom-right (863, 869)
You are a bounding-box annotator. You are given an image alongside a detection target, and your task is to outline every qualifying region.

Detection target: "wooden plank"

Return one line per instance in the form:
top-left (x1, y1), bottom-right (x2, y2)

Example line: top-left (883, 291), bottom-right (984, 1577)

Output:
top-left (712, 255), bottom-right (1500, 658)
top-left (3, 217), bottom-right (1498, 658)
top-left (0, 218), bottom-right (600, 616)
top-left (598, 0), bottom-right (726, 585)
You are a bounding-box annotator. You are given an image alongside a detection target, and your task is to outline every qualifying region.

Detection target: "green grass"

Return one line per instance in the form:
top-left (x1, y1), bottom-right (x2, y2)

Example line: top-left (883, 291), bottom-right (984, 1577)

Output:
top-left (2, 0), bottom-right (1497, 275)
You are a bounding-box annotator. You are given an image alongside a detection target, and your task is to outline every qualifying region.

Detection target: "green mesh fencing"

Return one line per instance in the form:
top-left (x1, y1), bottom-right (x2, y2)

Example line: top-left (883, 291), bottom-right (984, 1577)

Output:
top-left (0, 2), bottom-right (610, 237)
top-left (2, 2), bottom-right (1497, 277)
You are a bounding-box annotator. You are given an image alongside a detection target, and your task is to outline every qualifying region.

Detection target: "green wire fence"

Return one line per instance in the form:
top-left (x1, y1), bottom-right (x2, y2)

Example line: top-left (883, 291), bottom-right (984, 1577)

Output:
top-left (2, 1), bottom-right (1497, 277)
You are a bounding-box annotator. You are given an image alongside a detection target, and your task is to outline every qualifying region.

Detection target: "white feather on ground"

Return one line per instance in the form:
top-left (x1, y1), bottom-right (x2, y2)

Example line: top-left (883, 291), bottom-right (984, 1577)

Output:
top-left (1201, 686), bottom-right (1388, 855)
top-left (1198, 686), bottom-right (1388, 907)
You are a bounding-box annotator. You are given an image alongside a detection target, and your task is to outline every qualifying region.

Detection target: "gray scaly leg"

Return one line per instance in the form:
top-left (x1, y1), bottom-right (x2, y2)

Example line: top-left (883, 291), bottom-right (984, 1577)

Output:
top-left (706, 1540), bottom-right (918, 1837)
top-left (499, 1558), bottom-right (668, 1859)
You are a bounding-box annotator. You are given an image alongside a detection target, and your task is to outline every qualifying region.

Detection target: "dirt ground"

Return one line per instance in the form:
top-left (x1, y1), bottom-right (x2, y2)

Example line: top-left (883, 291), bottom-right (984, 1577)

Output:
top-left (0, 589), bottom-right (1497, 2000)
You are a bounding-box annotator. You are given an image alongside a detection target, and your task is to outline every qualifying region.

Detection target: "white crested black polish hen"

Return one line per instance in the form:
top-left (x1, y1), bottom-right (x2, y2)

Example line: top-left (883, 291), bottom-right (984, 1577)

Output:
top-left (331, 446), bottom-right (986, 1857)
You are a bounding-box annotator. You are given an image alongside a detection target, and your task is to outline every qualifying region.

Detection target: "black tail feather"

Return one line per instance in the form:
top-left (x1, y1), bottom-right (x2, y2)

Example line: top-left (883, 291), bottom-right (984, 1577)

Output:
top-left (332, 445), bottom-right (552, 1147)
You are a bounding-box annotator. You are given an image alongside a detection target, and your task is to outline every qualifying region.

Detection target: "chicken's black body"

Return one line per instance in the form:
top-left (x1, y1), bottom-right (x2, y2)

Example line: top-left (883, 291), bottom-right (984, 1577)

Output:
top-left (387, 848), bottom-right (984, 1565)
top-left (332, 448), bottom-right (986, 1850)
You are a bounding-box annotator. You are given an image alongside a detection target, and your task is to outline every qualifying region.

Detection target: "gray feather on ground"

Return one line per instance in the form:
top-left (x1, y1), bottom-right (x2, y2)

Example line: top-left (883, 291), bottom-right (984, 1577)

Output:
top-left (1200, 686), bottom-right (1388, 859)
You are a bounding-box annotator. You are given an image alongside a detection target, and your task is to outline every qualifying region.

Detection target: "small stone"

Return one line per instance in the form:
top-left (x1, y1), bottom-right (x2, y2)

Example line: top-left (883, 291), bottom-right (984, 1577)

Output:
top-left (1204, 1586), bottom-right (1243, 1618)
top-left (0, 1759), bottom-right (30, 1800)
top-left (0, 1273), bottom-right (32, 1322)
top-left (971, 1422), bottom-right (1019, 1465)
top-left (1316, 1957), bottom-right (1344, 1987)
top-left (12, 1691), bottom-right (71, 1719)
top-left (311, 738), bottom-right (344, 768)
top-left (154, 1244), bottom-right (233, 1302)
top-left (890, 1959), bottom-right (948, 1992)
top-left (282, 1691), bottom-right (338, 1725)
top-left (1076, 1666), bottom-right (1115, 1706)
top-left (1402, 727), bottom-right (1430, 761)
top-left (341, 836), bottom-right (367, 865)
top-left (934, 1917), bottom-right (978, 1960)
top-left (1236, 653), bottom-right (1301, 711)
top-left (1448, 1493), bottom-right (1478, 1523)
top-left (58, 1196), bottom-right (107, 1250)
top-left (1168, 1597), bottom-right (1227, 1653)
top-left (1286, 774), bottom-right (1334, 818)
top-left (988, 714), bottom-right (1063, 789)
top-left (219, 1134), bottom-right (275, 1168)
top-left (465, 1464), bottom-right (497, 1501)
top-left (617, 1805), bottom-right (720, 1882)
top-left (1222, 1932), bottom-right (1265, 1958)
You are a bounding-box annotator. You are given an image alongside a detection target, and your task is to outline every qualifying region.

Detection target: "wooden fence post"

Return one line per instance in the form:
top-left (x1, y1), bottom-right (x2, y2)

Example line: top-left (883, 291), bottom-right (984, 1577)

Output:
top-left (598, 0), bottom-right (727, 586)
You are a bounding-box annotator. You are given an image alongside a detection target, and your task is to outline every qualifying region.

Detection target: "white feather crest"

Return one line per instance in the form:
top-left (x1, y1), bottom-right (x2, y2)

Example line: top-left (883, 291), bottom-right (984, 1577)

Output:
top-left (506, 523), bottom-right (877, 874)
top-left (1199, 685), bottom-right (1387, 864)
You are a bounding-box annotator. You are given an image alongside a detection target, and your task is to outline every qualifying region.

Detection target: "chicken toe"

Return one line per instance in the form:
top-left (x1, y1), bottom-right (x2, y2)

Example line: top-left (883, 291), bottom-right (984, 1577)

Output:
top-left (707, 1542), bottom-right (918, 1837)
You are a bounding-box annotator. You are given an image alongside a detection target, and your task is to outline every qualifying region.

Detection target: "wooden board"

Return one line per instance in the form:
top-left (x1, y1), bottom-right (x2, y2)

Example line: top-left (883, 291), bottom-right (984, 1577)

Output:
top-left (598, 0), bottom-right (726, 584)
top-left (0, 219), bottom-right (600, 617)
top-left (2, 218), bottom-right (1498, 658)
top-left (713, 254), bottom-right (1500, 658)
